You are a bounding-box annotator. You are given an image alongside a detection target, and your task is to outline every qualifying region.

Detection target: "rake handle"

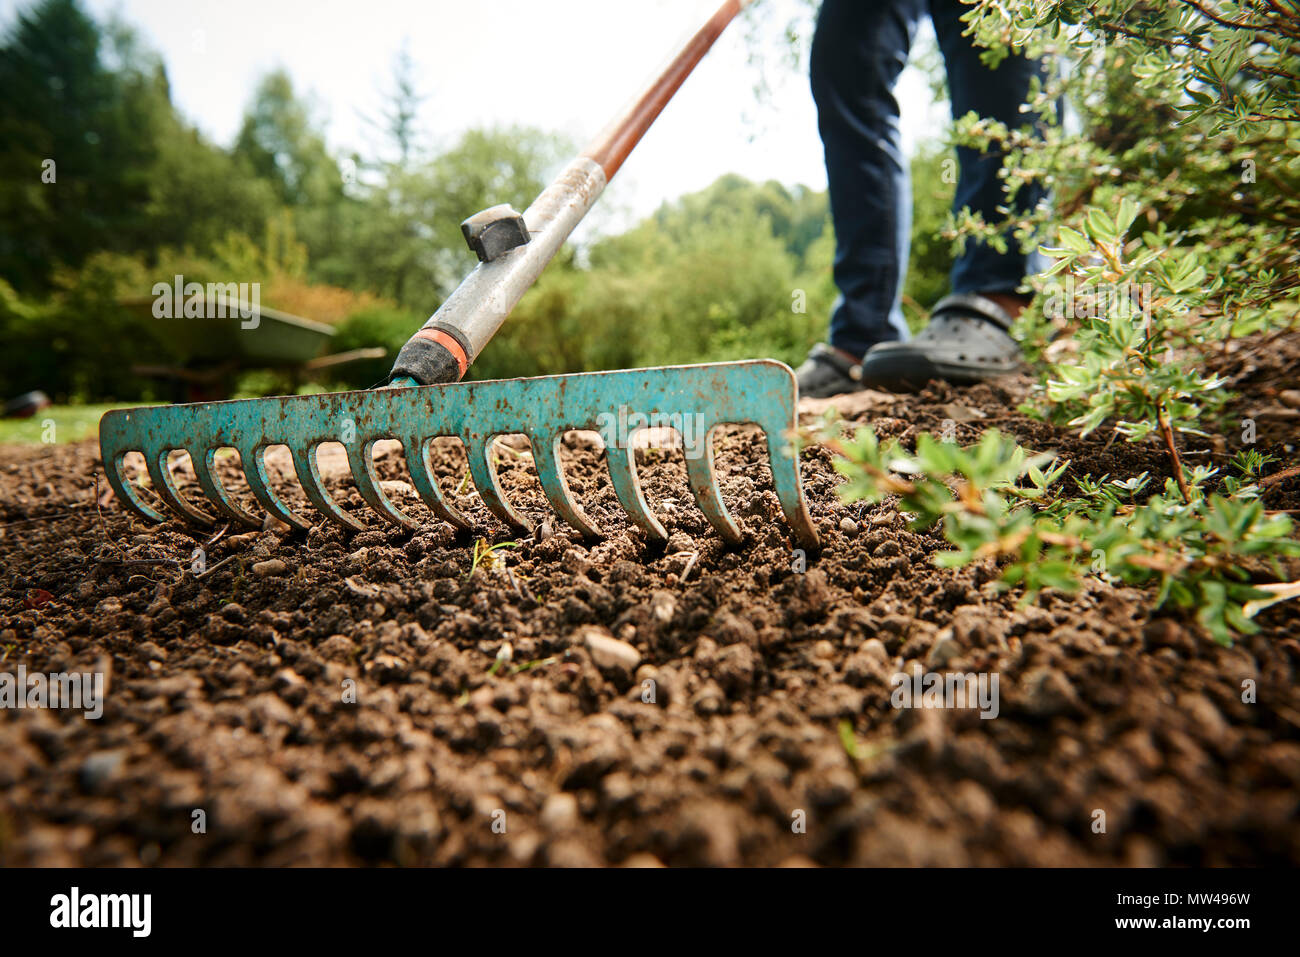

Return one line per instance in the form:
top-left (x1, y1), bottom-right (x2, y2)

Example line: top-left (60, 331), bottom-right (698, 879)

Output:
top-left (583, 0), bottom-right (754, 182)
top-left (389, 0), bottom-right (753, 388)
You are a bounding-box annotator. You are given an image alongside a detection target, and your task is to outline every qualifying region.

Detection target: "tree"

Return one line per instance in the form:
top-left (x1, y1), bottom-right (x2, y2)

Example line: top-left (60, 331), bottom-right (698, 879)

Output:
top-left (0, 0), bottom-right (279, 291)
top-left (366, 41), bottom-right (426, 166)
top-left (0, 0), bottom-right (168, 289)
top-left (319, 125), bottom-right (569, 307)
top-left (233, 69), bottom-right (342, 209)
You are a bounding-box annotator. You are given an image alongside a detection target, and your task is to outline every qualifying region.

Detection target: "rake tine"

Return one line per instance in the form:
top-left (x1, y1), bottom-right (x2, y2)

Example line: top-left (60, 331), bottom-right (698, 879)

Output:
top-left (100, 361), bottom-right (821, 548)
top-left (346, 440), bottom-right (418, 530)
top-left (604, 442), bottom-right (668, 544)
top-left (531, 431), bottom-right (601, 538)
top-left (191, 448), bottom-right (262, 529)
top-left (243, 446), bottom-right (313, 532)
top-left (144, 450), bottom-right (214, 527)
top-left (764, 430), bottom-right (819, 551)
top-left (291, 445), bottom-right (366, 532)
top-left (465, 433), bottom-right (532, 533)
top-left (103, 452), bottom-right (167, 525)
top-left (403, 437), bottom-right (473, 530)
top-left (683, 427), bottom-right (743, 546)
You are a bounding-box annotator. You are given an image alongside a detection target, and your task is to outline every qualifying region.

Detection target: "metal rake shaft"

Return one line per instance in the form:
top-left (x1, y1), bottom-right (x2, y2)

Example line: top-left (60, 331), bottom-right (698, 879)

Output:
top-left (99, 360), bottom-right (820, 550)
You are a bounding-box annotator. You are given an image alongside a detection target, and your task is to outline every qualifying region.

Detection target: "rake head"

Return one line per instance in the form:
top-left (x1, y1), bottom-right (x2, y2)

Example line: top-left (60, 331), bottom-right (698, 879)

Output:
top-left (99, 360), bottom-right (820, 550)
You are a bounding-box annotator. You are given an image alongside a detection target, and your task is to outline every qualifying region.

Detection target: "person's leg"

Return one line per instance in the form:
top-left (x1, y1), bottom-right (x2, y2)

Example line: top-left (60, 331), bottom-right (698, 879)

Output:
top-left (798, 0), bottom-right (926, 398)
top-left (930, 0), bottom-right (1049, 300)
top-left (858, 0), bottom-right (1050, 391)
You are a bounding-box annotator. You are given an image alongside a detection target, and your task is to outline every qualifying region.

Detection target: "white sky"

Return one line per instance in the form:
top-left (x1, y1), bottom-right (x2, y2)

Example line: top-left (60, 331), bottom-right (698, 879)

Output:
top-left (6, 0), bottom-right (947, 233)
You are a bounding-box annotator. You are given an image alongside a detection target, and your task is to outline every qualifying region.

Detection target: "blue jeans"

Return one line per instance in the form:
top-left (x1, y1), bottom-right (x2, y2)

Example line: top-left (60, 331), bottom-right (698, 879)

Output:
top-left (812, 0), bottom-right (1049, 358)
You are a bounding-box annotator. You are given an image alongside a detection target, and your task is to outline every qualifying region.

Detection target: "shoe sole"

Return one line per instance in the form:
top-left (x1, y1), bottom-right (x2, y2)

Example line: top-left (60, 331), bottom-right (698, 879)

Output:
top-left (860, 347), bottom-right (1021, 393)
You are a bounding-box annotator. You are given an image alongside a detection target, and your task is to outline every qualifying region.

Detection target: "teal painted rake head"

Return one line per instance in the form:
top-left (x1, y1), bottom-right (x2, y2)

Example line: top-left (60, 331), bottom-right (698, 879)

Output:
top-left (99, 360), bottom-right (819, 550)
top-left (97, 2), bottom-right (820, 550)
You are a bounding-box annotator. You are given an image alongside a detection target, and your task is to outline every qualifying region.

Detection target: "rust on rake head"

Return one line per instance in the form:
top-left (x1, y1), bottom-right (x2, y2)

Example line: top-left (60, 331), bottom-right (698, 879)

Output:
top-left (98, 360), bottom-right (820, 550)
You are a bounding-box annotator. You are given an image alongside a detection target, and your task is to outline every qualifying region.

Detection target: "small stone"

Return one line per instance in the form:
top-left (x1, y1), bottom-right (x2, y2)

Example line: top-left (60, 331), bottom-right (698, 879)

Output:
top-left (1178, 692), bottom-right (1228, 739)
top-left (540, 793), bottom-right (579, 830)
top-left (926, 631), bottom-right (961, 669)
top-left (937, 402), bottom-right (985, 422)
top-left (219, 602), bottom-right (247, 624)
top-left (1279, 389), bottom-right (1300, 409)
top-left (344, 576), bottom-right (379, 599)
top-left (262, 514), bottom-right (291, 534)
top-left (581, 628), bottom-right (641, 672)
top-left (861, 638), bottom-right (889, 663)
top-left (839, 517), bottom-right (859, 536)
top-left (649, 591), bottom-right (677, 624)
top-left (665, 531), bottom-right (694, 554)
top-left (252, 558), bottom-right (287, 577)
top-left (691, 681), bottom-right (725, 716)
top-left (378, 480), bottom-right (416, 499)
top-left (812, 639), bottom-right (836, 660)
top-left (319, 638), bottom-right (356, 673)
top-left (561, 548), bottom-right (591, 576)
top-left (872, 540), bottom-right (901, 558)
top-left (79, 751), bottom-right (124, 793)
top-left (134, 641), bottom-right (167, 662)
top-left (1021, 667), bottom-right (1080, 717)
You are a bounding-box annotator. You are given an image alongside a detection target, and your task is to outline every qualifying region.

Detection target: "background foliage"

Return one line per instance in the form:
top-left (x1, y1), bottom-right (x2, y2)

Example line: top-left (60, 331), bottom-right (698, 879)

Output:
top-left (0, 0), bottom-right (959, 401)
top-left (827, 0), bottom-right (1300, 640)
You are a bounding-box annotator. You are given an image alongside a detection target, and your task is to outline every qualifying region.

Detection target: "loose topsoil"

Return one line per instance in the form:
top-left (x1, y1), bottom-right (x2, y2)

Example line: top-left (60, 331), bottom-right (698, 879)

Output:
top-left (2, 334), bottom-right (1299, 867)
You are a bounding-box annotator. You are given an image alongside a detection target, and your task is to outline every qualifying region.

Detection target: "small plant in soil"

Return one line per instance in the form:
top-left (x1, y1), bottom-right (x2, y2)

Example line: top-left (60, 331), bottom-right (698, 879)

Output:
top-left (822, 426), bottom-right (1300, 645)
top-left (466, 538), bottom-right (519, 580)
top-left (1026, 198), bottom-right (1230, 503)
top-left (511, 656), bottom-right (557, 675)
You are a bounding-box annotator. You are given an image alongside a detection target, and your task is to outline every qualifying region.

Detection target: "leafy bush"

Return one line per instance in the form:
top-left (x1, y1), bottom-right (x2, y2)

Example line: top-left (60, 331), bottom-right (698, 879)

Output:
top-left (824, 425), bottom-right (1300, 645)
top-left (2, 253), bottom-right (174, 402)
top-left (818, 0), bottom-right (1300, 643)
top-left (950, 0), bottom-right (1299, 344)
top-left (328, 304), bottom-right (424, 389)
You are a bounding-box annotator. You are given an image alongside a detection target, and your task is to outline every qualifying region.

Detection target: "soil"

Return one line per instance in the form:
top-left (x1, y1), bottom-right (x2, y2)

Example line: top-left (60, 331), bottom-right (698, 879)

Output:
top-left (2, 333), bottom-right (1299, 867)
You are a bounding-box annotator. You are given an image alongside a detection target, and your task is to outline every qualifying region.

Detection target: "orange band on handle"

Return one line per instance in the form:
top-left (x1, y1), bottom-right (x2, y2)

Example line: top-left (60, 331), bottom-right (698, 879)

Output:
top-left (413, 328), bottom-right (470, 379)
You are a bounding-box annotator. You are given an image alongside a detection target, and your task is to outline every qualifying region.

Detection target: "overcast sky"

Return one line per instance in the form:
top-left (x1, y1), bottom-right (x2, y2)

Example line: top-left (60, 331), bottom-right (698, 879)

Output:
top-left (6, 0), bottom-right (946, 233)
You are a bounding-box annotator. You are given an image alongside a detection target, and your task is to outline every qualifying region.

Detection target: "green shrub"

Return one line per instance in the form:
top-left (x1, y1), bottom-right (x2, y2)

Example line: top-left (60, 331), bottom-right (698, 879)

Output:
top-left (818, 1), bottom-right (1300, 644)
top-left (822, 424), bottom-right (1300, 645)
top-left (327, 304), bottom-right (424, 389)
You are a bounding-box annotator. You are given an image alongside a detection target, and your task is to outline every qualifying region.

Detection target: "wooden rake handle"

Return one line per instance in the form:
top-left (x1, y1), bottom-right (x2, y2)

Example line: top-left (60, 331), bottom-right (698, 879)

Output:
top-left (389, 0), bottom-right (755, 388)
top-left (583, 0), bottom-right (754, 181)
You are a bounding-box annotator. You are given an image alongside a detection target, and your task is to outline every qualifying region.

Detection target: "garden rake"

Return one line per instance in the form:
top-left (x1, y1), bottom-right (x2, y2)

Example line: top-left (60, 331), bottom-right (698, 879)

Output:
top-left (99, 0), bottom-right (819, 551)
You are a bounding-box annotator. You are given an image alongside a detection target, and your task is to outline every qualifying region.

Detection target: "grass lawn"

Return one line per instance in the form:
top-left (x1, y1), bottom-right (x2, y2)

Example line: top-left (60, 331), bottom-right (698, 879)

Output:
top-left (0, 403), bottom-right (145, 445)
